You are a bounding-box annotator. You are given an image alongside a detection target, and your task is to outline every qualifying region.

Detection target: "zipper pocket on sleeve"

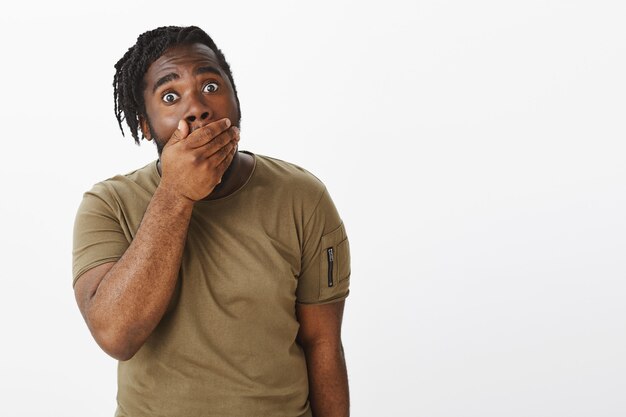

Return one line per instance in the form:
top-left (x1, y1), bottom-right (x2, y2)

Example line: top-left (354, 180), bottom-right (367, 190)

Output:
top-left (327, 247), bottom-right (334, 287)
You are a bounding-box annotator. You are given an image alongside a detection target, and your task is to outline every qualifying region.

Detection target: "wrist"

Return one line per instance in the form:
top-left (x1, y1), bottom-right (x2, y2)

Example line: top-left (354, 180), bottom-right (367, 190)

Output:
top-left (155, 182), bottom-right (196, 210)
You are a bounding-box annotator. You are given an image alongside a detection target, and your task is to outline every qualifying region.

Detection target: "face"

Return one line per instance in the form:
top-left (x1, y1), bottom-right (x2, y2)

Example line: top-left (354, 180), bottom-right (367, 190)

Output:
top-left (140, 43), bottom-right (240, 154)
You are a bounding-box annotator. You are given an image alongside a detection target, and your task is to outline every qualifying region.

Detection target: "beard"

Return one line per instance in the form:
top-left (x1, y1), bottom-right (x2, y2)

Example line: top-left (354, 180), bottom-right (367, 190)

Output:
top-left (145, 117), bottom-right (166, 156)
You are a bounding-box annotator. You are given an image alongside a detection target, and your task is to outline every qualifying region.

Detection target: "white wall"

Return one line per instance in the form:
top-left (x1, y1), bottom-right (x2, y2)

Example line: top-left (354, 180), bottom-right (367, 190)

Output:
top-left (0, 1), bottom-right (624, 416)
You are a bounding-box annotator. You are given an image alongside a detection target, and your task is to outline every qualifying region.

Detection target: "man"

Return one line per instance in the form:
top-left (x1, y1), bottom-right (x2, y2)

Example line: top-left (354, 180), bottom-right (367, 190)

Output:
top-left (72, 26), bottom-right (351, 417)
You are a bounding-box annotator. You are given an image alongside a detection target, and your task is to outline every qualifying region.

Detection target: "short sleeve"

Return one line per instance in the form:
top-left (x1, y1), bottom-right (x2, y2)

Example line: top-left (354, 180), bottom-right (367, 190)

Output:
top-left (296, 187), bottom-right (351, 304)
top-left (72, 183), bottom-right (129, 287)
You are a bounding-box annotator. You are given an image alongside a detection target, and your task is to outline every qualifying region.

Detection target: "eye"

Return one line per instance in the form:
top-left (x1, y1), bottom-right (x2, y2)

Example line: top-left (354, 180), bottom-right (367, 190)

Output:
top-left (162, 92), bottom-right (179, 103)
top-left (203, 82), bottom-right (219, 93)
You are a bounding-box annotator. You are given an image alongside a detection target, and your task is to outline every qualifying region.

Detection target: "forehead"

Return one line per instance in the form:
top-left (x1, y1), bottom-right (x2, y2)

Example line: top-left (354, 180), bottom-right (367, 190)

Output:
top-left (144, 43), bottom-right (224, 82)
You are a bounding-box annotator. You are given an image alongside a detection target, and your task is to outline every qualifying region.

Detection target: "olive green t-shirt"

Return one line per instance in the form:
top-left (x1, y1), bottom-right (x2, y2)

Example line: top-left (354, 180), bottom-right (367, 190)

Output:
top-left (72, 151), bottom-right (350, 417)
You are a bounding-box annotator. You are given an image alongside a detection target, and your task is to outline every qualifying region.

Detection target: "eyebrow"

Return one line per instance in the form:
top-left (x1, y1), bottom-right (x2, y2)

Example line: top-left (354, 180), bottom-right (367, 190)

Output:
top-left (152, 66), bottom-right (223, 94)
top-left (152, 73), bottom-right (179, 94)
top-left (195, 66), bottom-right (222, 77)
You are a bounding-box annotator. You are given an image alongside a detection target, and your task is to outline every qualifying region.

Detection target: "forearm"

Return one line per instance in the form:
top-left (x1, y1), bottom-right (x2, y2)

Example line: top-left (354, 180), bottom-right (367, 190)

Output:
top-left (303, 341), bottom-right (350, 417)
top-left (86, 184), bottom-right (194, 359)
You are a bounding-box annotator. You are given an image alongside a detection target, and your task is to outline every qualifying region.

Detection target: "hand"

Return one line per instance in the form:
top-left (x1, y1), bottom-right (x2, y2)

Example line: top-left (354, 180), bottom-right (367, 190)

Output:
top-left (159, 118), bottom-right (240, 202)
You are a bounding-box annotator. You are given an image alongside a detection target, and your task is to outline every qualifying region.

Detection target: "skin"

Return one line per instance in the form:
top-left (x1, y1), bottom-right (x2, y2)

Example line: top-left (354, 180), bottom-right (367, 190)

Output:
top-left (74, 43), bottom-right (349, 416)
top-left (297, 300), bottom-right (350, 417)
top-left (139, 43), bottom-right (251, 200)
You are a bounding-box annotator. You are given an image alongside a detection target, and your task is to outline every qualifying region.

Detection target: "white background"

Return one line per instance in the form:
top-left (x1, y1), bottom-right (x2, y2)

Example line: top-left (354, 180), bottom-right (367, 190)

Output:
top-left (0, 1), bottom-right (624, 416)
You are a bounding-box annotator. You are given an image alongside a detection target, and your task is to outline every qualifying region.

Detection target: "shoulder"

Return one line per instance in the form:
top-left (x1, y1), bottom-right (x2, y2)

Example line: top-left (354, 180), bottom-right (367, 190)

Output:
top-left (249, 153), bottom-right (332, 220)
top-left (253, 153), bottom-right (327, 195)
top-left (84, 161), bottom-right (159, 203)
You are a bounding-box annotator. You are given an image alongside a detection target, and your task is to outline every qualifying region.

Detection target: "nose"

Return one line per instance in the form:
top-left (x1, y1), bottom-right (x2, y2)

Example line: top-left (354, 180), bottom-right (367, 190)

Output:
top-left (184, 93), bottom-right (212, 131)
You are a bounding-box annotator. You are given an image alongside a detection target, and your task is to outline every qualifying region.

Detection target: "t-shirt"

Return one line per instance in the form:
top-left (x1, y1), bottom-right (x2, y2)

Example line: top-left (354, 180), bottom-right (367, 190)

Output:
top-left (72, 151), bottom-right (351, 417)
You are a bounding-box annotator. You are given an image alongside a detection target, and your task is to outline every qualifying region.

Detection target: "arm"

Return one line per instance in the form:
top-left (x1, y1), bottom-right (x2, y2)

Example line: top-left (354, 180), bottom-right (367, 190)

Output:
top-left (74, 119), bottom-right (238, 361)
top-left (296, 300), bottom-right (349, 417)
top-left (74, 185), bottom-right (194, 361)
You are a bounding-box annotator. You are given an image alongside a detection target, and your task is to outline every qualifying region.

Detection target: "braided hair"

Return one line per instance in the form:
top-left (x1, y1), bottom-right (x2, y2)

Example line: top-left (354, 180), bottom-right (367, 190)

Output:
top-left (113, 26), bottom-right (240, 145)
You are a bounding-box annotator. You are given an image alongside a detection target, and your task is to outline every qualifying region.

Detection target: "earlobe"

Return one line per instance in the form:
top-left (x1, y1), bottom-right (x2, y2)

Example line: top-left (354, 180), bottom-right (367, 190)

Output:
top-left (139, 116), bottom-right (152, 141)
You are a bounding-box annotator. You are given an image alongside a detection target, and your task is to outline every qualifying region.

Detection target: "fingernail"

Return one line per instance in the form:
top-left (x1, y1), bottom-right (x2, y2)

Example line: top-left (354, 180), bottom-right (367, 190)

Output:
top-left (178, 120), bottom-right (185, 130)
top-left (224, 118), bottom-right (231, 128)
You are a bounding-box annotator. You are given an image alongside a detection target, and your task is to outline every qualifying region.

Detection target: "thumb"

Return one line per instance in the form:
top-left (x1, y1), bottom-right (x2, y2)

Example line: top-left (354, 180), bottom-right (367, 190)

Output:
top-left (169, 120), bottom-right (189, 143)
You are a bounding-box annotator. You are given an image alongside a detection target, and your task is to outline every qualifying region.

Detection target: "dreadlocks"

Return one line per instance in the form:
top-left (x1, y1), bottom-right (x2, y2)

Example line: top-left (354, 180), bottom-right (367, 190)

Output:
top-left (113, 26), bottom-right (240, 145)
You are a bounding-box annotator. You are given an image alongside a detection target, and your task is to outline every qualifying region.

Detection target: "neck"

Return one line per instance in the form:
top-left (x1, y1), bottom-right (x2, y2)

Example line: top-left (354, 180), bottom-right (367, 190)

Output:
top-left (205, 151), bottom-right (242, 200)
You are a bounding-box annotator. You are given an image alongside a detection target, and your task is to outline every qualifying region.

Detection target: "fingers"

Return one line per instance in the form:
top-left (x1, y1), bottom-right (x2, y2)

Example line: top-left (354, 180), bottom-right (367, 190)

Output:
top-left (187, 118), bottom-right (232, 149)
top-left (214, 143), bottom-right (239, 182)
top-left (197, 127), bottom-right (239, 160)
top-left (211, 138), bottom-right (239, 169)
top-left (168, 120), bottom-right (190, 144)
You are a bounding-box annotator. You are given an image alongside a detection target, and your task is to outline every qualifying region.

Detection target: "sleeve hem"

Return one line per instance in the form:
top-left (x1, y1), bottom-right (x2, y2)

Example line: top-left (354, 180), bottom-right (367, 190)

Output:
top-left (296, 290), bottom-right (349, 306)
top-left (72, 257), bottom-right (121, 288)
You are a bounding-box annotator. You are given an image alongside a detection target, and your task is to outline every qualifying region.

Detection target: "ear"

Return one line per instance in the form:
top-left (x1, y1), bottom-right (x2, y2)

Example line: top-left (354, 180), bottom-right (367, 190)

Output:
top-left (139, 115), bottom-right (152, 141)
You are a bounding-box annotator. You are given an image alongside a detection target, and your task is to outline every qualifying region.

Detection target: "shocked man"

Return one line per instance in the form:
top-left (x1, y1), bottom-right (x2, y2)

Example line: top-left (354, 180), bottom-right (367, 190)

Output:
top-left (72, 26), bottom-right (351, 417)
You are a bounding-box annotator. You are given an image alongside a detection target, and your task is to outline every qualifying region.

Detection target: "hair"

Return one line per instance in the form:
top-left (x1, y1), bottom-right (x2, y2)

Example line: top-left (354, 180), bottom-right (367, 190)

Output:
top-left (113, 25), bottom-right (240, 145)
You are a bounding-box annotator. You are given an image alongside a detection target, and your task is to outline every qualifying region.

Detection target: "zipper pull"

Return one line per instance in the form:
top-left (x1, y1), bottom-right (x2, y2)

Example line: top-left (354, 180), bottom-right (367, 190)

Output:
top-left (327, 247), bottom-right (334, 287)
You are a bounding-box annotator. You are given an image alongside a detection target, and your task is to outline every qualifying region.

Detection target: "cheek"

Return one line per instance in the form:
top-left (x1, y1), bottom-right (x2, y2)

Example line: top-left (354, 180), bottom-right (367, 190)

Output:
top-left (225, 95), bottom-right (240, 119)
top-left (151, 111), bottom-right (181, 139)
top-left (160, 114), bottom-right (181, 131)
